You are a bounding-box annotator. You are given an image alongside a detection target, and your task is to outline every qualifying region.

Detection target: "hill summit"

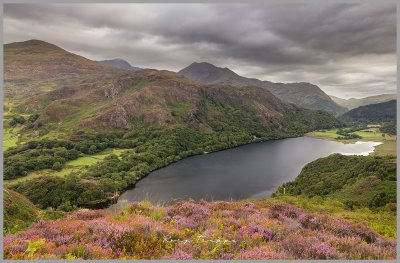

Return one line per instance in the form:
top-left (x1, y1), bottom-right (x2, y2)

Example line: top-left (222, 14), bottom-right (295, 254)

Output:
top-left (4, 39), bottom-right (125, 99)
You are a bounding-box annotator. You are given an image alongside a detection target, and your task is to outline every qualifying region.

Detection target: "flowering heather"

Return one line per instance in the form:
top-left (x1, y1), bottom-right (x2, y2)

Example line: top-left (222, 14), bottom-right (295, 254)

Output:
top-left (3, 201), bottom-right (397, 260)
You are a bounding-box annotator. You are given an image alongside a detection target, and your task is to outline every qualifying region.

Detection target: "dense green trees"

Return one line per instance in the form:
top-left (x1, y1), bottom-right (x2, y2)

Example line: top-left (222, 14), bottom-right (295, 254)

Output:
top-left (273, 154), bottom-right (396, 210)
top-left (335, 126), bottom-right (364, 139)
top-left (380, 123), bottom-right (396, 135)
top-left (11, 176), bottom-right (107, 210)
top-left (340, 100), bottom-right (396, 123)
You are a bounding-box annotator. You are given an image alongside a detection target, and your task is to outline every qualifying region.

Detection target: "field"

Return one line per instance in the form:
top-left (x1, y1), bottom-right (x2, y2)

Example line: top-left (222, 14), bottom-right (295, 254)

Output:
top-left (3, 137), bottom-right (19, 151)
top-left (307, 126), bottom-right (396, 156)
top-left (3, 127), bottom-right (23, 151)
top-left (372, 140), bottom-right (397, 156)
top-left (65, 148), bottom-right (128, 167)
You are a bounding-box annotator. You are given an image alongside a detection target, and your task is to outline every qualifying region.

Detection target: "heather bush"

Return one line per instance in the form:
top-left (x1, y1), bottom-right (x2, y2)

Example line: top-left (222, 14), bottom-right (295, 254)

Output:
top-left (235, 245), bottom-right (284, 260)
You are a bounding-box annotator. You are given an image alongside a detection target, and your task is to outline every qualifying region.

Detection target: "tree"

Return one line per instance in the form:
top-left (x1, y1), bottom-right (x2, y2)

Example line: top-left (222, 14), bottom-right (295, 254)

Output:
top-left (52, 162), bottom-right (63, 171)
top-left (88, 145), bottom-right (97, 155)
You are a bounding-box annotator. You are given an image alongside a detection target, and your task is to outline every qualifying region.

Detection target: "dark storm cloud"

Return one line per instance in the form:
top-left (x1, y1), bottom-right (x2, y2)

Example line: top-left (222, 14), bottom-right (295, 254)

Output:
top-left (3, 3), bottom-right (396, 98)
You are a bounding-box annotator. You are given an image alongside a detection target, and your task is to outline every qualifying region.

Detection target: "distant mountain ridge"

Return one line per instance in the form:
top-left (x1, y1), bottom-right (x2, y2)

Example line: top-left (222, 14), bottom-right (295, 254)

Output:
top-left (98, 58), bottom-right (141, 71)
top-left (331, 94), bottom-right (397, 110)
top-left (179, 62), bottom-right (347, 115)
top-left (340, 100), bottom-right (396, 123)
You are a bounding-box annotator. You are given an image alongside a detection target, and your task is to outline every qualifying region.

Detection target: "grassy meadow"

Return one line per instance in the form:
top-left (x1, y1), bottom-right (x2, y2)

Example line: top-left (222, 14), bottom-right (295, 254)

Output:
top-left (307, 126), bottom-right (396, 156)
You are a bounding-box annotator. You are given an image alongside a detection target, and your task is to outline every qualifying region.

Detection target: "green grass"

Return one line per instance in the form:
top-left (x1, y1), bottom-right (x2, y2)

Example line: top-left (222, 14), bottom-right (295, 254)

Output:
top-left (3, 137), bottom-right (18, 151)
top-left (3, 126), bottom-right (24, 150)
top-left (372, 140), bottom-right (397, 156)
top-left (3, 132), bottom-right (12, 140)
top-left (66, 156), bottom-right (105, 167)
top-left (309, 127), bottom-right (387, 140)
top-left (66, 148), bottom-right (128, 167)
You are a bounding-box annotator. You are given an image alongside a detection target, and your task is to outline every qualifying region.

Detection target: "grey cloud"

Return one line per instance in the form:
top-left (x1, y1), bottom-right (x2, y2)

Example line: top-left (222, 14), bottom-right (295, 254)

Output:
top-left (3, 3), bottom-right (396, 99)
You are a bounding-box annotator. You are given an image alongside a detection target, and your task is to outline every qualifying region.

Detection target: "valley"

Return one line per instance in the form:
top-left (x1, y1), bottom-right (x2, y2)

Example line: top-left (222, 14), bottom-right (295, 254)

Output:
top-left (3, 39), bottom-right (397, 260)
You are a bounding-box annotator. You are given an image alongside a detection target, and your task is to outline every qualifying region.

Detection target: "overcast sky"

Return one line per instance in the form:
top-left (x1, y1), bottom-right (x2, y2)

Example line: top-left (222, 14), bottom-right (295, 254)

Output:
top-left (4, 3), bottom-right (397, 99)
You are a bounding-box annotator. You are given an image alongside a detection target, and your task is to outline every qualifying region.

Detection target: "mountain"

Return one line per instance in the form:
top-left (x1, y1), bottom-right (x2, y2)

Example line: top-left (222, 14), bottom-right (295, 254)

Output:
top-left (340, 100), bottom-right (397, 123)
top-left (23, 69), bottom-right (341, 135)
top-left (331, 94), bottom-right (397, 110)
top-left (98, 58), bottom-right (141, 71)
top-left (4, 40), bottom-right (126, 99)
top-left (179, 62), bottom-right (347, 115)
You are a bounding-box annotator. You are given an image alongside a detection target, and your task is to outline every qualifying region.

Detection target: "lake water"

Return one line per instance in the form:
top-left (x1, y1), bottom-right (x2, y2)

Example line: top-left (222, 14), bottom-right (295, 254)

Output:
top-left (108, 137), bottom-right (381, 212)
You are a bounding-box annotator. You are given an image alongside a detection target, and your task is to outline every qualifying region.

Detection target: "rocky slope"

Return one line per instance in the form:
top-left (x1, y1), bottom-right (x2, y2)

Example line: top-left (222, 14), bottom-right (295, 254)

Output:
top-left (21, 68), bottom-right (341, 137)
top-left (179, 62), bottom-right (347, 115)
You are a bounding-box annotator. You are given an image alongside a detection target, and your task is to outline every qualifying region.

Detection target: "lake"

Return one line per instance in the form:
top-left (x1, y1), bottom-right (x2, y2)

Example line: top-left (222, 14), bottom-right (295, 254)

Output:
top-left (108, 137), bottom-right (381, 212)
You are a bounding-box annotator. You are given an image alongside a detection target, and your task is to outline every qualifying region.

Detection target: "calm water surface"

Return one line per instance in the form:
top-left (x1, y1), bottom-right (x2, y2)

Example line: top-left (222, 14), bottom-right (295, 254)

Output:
top-left (108, 137), bottom-right (381, 212)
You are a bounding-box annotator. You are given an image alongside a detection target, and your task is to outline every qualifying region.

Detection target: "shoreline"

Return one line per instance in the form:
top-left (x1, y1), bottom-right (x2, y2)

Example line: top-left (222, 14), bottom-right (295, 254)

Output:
top-left (103, 137), bottom-right (385, 212)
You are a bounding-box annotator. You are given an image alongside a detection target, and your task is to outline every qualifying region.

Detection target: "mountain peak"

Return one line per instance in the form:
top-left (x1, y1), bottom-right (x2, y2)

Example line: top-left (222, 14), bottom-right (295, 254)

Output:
top-left (98, 58), bottom-right (141, 71)
top-left (183, 62), bottom-right (234, 72)
top-left (179, 62), bottom-right (239, 84)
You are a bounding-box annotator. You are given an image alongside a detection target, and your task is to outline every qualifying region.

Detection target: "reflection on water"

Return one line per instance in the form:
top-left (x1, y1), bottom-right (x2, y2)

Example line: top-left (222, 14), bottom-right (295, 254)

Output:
top-left (108, 137), bottom-right (381, 213)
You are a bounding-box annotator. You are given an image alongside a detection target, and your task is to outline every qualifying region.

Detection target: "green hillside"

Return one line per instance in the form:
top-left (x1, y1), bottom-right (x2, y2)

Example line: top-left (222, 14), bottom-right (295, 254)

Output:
top-left (3, 188), bottom-right (66, 235)
top-left (340, 100), bottom-right (396, 123)
top-left (3, 188), bottom-right (41, 234)
top-left (273, 154), bottom-right (396, 211)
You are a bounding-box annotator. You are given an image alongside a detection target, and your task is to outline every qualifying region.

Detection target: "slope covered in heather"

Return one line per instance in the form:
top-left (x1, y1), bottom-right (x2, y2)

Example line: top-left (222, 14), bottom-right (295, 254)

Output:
top-left (3, 200), bottom-right (396, 260)
top-left (179, 62), bottom-right (347, 115)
